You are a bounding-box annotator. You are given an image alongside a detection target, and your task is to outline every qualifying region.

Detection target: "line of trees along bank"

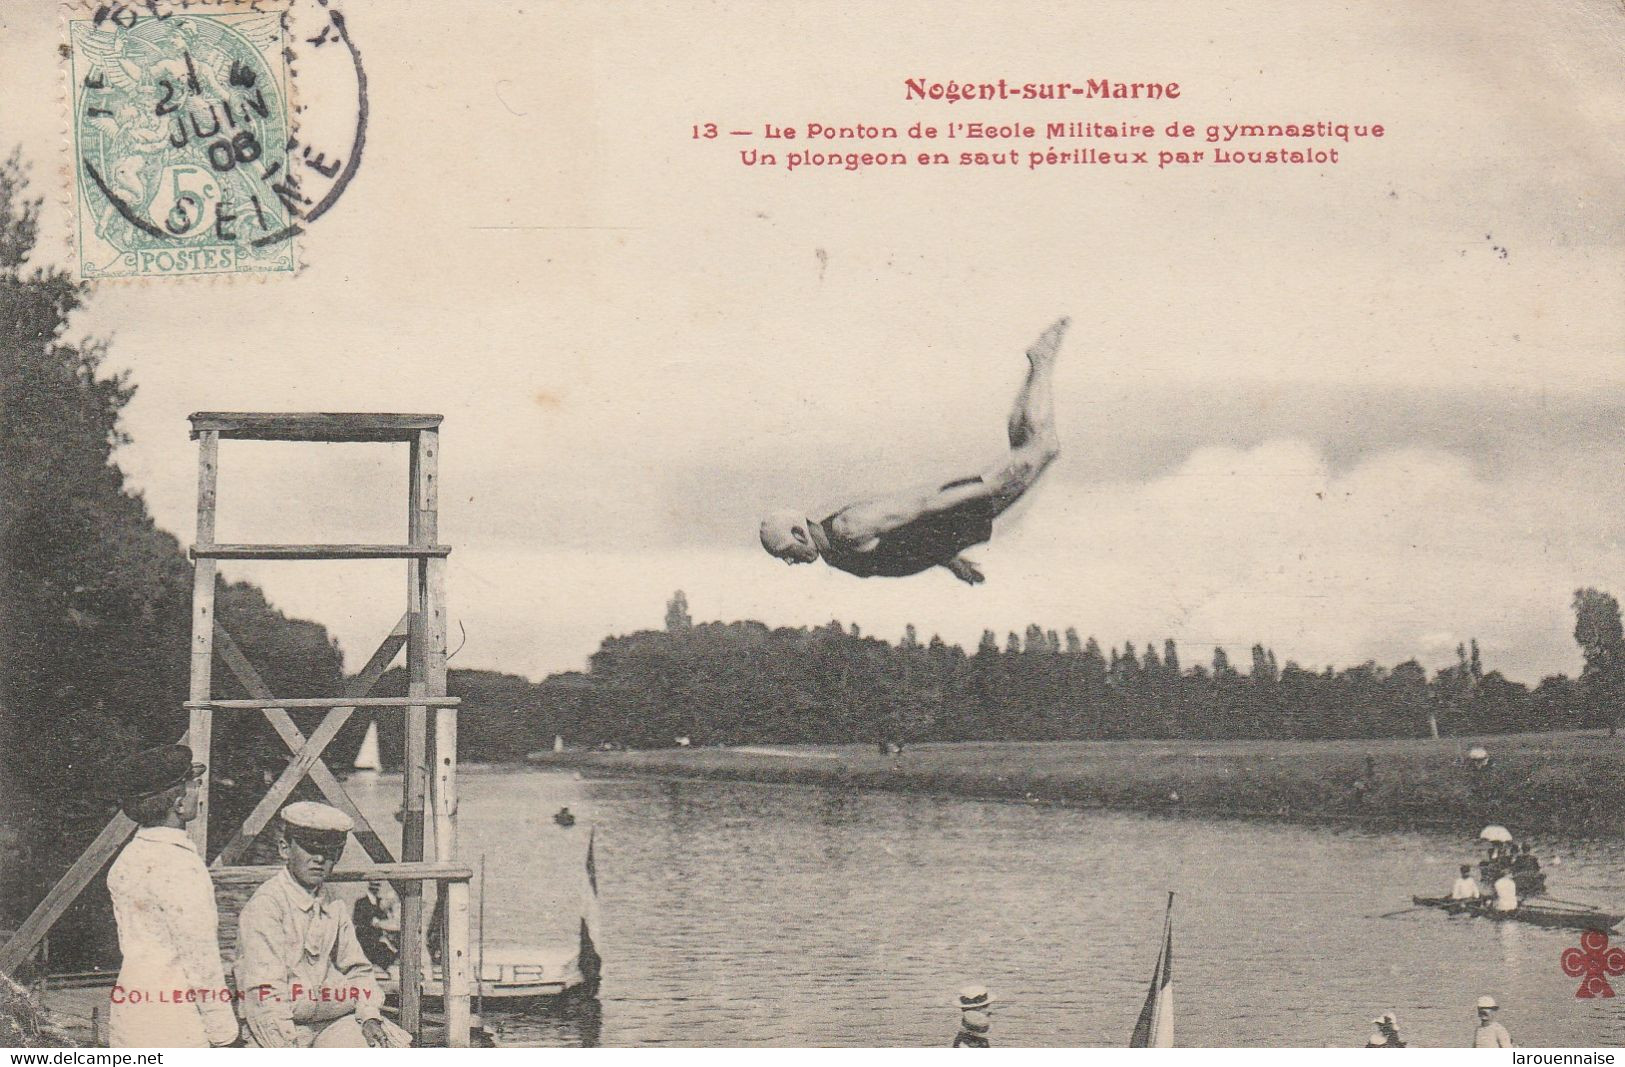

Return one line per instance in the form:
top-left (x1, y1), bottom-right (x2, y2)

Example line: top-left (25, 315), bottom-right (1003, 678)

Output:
top-left (383, 589), bottom-right (1620, 760)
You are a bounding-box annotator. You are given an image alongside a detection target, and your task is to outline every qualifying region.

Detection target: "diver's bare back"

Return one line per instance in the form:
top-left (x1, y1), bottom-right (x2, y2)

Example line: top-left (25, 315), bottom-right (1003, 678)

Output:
top-left (759, 317), bottom-right (1069, 585)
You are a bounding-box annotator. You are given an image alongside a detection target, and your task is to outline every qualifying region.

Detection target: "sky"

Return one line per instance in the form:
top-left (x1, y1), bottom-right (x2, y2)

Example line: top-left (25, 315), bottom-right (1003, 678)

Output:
top-left (4, 0), bottom-right (1623, 684)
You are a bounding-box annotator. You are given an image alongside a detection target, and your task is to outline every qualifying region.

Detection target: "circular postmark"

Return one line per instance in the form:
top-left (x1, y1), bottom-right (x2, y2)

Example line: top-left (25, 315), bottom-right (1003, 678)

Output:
top-left (67, 0), bottom-right (368, 280)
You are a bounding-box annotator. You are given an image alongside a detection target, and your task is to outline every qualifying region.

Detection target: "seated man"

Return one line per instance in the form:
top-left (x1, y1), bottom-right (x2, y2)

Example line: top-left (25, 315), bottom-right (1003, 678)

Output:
top-left (352, 880), bottom-right (400, 970)
top-left (1450, 864), bottom-right (1481, 901)
top-left (760, 318), bottom-right (1069, 584)
top-left (1491, 869), bottom-right (1519, 913)
top-left (236, 802), bottom-right (410, 1048)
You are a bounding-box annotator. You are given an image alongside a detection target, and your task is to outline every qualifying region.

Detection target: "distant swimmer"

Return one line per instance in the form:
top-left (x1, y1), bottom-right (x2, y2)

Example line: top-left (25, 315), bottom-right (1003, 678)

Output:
top-left (760, 318), bottom-right (1069, 584)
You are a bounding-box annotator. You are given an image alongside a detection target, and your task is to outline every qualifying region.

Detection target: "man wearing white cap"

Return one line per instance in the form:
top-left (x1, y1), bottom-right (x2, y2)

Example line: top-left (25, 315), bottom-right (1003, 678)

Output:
top-left (235, 802), bottom-right (409, 1047)
top-left (1472, 996), bottom-right (1513, 1048)
top-left (105, 744), bottom-right (239, 1048)
top-left (952, 984), bottom-right (995, 1047)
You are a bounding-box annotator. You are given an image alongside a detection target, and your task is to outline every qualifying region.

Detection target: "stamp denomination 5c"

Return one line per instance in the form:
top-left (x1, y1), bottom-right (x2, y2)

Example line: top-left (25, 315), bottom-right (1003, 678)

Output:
top-left (67, 3), bottom-right (297, 279)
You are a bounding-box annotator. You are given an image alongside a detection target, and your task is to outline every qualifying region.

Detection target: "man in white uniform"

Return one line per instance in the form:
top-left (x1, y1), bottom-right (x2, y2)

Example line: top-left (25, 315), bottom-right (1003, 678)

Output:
top-left (1450, 864), bottom-right (1481, 900)
top-left (105, 745), bottom-right (239, 1048)
top-left (1492, 870), bottom-right (1519, 912)
top-left (1471, 995), bottom-right (1514, 1047)
top-left (235, 802), bottom-right (409, 1047)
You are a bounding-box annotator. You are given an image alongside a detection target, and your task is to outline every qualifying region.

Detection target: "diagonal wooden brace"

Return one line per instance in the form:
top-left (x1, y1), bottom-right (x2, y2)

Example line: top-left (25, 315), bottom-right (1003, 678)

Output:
top-left (0, 774), bottom-right (166, 975)
top-left (211, 617), bottom-right (408, 867)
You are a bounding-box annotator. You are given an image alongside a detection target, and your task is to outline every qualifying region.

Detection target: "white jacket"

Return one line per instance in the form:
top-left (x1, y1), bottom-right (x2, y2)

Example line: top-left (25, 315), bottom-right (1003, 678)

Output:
top-left (106, 827), bottom-right (237, 1048)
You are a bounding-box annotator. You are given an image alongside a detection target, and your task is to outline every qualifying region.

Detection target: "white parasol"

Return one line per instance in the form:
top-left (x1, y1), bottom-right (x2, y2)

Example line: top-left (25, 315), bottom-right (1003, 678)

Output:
top-left (1479, 825), bottom-right (1513, 842)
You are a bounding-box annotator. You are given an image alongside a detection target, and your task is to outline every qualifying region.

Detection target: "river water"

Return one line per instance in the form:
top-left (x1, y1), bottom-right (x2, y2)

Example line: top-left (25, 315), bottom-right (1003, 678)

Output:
top-left (349, 767), bottom-right (1624, 1048)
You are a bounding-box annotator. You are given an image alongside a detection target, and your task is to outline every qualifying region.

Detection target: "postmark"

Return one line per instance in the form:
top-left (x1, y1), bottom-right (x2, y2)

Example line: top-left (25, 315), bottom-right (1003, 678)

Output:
top-left (64, 0), bottom-right (368, 280)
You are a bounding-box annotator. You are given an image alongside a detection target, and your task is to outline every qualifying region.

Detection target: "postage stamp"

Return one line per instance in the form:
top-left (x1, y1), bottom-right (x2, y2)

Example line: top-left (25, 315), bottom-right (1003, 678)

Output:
top-left (66, 3), bottom-right (298, 279)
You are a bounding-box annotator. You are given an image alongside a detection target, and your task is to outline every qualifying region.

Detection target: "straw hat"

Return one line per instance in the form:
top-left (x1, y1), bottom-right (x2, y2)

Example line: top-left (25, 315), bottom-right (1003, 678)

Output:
top-left (956, 985), bottom-right (996, 1011)
top-left (1476, 995), bottom-right (1498, 1010)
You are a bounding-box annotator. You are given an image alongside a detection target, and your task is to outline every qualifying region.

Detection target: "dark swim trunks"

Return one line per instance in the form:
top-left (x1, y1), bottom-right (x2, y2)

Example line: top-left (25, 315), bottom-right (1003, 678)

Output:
top-left (819, 476), bottom-right (994, 578)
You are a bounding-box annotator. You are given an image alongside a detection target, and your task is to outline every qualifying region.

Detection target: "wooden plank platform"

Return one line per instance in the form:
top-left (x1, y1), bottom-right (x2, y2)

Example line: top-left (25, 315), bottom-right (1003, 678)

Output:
top-left (184, 696), bottom-right (460, 711)
top-left (210, 862), bottom-right (473, 887)
top-left (188, 413), bottom-right (443, 442)
top-left (192, 544), bottom-right (452, 560)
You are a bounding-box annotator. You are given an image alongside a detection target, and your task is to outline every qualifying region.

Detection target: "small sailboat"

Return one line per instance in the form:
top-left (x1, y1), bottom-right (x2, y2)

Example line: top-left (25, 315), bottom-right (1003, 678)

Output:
top-left (353, 721), bottom-right (382, 780)
top-left (382, 828), bottom-right (602, 1005)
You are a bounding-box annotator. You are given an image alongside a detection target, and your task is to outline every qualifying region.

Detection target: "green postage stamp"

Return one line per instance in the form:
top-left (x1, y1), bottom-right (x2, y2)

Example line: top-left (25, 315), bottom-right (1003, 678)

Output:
top-left (67, 4), bottom-right (297, 279)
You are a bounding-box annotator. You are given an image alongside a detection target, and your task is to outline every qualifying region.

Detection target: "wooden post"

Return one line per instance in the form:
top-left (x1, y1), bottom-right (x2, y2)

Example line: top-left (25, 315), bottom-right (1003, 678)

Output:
top-left (398, 433), bottom-right (429, 1038)
top-left (418, 430), bottom-right (468, 1045)
top-left (188, 430), bottom-right (219, 856)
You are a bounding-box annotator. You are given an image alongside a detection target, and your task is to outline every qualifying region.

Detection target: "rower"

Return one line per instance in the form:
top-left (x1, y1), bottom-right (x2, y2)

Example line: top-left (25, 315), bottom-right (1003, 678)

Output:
top-left (1491, 868), bottom-right (1518, 912)
top-left (1450, 864), bottom-right (1481, 901)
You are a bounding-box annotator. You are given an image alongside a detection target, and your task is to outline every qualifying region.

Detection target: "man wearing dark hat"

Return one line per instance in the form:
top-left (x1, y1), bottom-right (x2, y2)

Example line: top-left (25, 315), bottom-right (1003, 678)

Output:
top-left (105, 745), bottom-right (239, 1048)
top-left (235, 802), bottom-right (409, 1047)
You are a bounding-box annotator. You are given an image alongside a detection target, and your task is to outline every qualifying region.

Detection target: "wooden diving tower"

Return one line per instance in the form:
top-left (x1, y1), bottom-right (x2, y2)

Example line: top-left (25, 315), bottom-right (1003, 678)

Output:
top-left (0, 413), bottom-right (472, 1047)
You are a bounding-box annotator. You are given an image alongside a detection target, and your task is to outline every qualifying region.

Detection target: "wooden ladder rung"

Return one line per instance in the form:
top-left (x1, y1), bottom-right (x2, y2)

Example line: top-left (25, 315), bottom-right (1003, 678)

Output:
top-left (188, 412), bottom-right (442, 442)
top-left (184, 696), bottom-right (461, 710)
top-left (192, 543), bottom-right (452, 560)
top-left (211, 861), bottom-right (473, 886)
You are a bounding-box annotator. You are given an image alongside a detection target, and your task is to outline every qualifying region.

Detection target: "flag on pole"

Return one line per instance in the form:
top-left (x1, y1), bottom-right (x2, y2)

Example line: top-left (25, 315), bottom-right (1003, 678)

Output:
top-left (1129, 893), bottom-right (1175, 1048)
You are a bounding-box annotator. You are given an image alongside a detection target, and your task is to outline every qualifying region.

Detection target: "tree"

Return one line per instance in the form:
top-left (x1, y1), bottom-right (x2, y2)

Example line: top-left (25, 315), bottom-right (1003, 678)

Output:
top-left (1250, 643), bottom-right (1278, 685)
top-left (0, 150), bottom-right (344, 964)
top-left (1572, 588), bottom-right (1625, 736)
top-left (664, 590), bottom-right (693, 631)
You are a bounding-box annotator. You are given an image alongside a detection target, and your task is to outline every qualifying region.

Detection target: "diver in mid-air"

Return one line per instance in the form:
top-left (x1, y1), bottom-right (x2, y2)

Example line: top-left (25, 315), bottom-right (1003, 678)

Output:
top-left (759, 317), bottom-right (1068, 585)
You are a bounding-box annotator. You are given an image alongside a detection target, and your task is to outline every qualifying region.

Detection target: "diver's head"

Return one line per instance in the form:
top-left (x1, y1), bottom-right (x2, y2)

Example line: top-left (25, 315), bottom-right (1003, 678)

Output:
top-left (759, 510), bottom-right (819, 564)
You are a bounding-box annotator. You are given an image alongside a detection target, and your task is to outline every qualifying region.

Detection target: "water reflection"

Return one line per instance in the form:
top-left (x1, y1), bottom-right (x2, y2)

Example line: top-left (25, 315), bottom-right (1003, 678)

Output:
top-left (484, 994), bottom-right (602, 1048)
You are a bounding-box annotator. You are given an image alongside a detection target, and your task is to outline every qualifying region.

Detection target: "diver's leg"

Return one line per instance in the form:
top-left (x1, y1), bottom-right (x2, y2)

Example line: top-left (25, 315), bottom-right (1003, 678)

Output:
top-left (987, 318), bottom-right (1066, 513)
top-left (1007, 317), bottom-right (1068, 450)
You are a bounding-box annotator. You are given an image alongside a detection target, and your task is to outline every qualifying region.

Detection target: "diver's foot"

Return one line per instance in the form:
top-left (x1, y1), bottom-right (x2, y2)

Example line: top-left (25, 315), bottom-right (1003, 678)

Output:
top-left (1027, 316), bottom-right (1070, 365)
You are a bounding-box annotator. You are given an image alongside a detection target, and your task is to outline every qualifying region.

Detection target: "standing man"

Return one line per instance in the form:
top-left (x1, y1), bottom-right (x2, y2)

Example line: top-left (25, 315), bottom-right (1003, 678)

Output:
top-left (105, 744), bottom-right (239, 1048)
top-left (952, 985), bottom-right (996, 1046)
top-left (1472, 996), bottom-right (1514, 1047)
top-left (1365, 1012), bottom-right (1406, 1048)
top-left (759, 318), bottom-right (1069, 584)
top-left (235, 802), bottom-right (409, 1048)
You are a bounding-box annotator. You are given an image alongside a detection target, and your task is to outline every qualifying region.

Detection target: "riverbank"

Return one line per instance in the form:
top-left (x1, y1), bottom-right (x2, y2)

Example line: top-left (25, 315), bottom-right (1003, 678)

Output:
top-left (531, 730), bottom-right (1625, 834)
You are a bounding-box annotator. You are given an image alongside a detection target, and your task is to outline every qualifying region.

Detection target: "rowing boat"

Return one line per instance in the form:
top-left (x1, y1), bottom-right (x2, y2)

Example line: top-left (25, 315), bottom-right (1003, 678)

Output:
top-left (1411, 896), bottom-right (1622, 932)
